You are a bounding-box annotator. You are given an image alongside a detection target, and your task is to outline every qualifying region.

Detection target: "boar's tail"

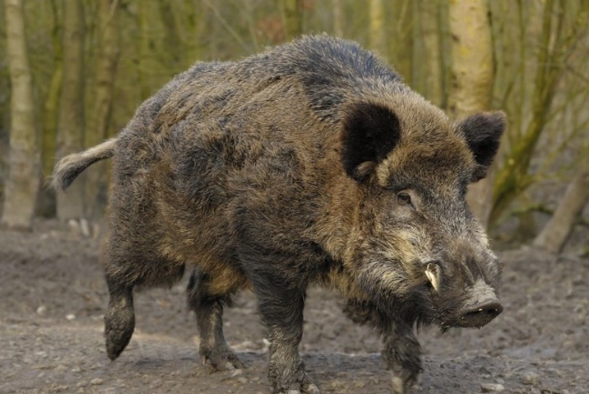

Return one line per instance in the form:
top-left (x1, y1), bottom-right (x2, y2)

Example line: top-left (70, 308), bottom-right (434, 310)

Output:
top-left (52, 138), bottom-right (117, 191)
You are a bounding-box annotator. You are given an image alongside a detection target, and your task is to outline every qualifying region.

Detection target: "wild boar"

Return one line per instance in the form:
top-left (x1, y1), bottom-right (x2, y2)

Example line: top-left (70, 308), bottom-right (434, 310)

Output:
top-left (53, 35), bottom-right (505, 394)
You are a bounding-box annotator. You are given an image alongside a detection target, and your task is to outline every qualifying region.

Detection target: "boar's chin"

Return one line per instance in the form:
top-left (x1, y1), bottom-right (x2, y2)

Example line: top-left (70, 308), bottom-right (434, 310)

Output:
top-left (356, 269), bottom-right (436, 325)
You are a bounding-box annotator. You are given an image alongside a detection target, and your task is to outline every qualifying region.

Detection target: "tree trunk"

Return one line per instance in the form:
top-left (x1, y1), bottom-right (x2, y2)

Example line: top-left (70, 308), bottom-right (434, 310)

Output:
top-left (84, 0), bottom-right (120, 220)
top-left (138, 0), bottom-right (163, 100)
top-left (1, 0), bottom-right (41, 231)
top-left (437, 0), bottom-right (451, 110)
top-left (490, 0), bottom-right (589, 226)
top-left (533, 159), bottom-right (589, 254)
top-left (448, 0), bottom-right (495, 228)
top-left (411, 0), bottom-right (424, 93)
top-left (420, 0), bottom-right (442, 107)
top-left (38, 0), bottom-right (62, 218)
top-left (368, 0), bottom-right (386, 58)
top-left (42, 67), bottom-right (62, 180)
top-left (282, 0), bottom-right (302, 41)
top-left (389, 0), bottom-right (412, 80)
top-left (180, 0), bottom-right (205, 64)
top-left (55, 0), bottom-right (85, 221)
top-left (158, 0), bottom-right (181, 69)
top-left (332, 0), bottom-right (345, 37)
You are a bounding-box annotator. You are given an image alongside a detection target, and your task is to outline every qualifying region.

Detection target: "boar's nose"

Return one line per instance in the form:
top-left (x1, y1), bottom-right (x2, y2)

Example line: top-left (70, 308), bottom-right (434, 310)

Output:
top-left (458, 299), bottom-right (503, 328)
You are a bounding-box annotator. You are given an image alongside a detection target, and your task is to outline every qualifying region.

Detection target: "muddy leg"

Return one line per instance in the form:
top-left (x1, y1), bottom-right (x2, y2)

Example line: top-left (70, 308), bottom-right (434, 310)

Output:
top-left (255, 278), bottom-right (319, 394)
top-left (343, 299), bottom-right (421, 394)
top-left (103, 249), bottom-right (184, 361)
top-left (104, 277), bottom-right (135, 360)
top-left (381, 323), bottom-right (422, 394)
top-left (187, 269), bottom-right (243, 371)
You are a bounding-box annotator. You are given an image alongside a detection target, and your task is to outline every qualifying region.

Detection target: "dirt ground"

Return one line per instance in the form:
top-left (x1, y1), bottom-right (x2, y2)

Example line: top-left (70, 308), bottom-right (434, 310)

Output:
top-left (1, 220), bottom-right (588, 394)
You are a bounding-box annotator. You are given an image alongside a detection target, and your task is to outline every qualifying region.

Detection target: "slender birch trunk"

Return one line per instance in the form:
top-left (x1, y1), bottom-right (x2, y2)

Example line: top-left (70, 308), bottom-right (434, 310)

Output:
top-left (55, 0), bottom-right (85, 221)
top-left (368, 0), bottom-right (386, 58)
top-left (448, 0), bottom-right (495, 228)
top-left (2, 0), bottom-right (41, 231)
top-left (332, 0), bottom-right (345, 37)
top-left (84, 0), bottom-right (120, 220)
top-left (283, 0), bottom-right (302, 41)
top-left (38, 0), bottom-right (62, 218)
top-left (533, 158), bottom-right (589, 254)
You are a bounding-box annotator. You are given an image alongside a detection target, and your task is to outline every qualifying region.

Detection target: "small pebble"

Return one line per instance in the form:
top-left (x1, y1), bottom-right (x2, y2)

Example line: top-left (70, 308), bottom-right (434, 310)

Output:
top-left (37, 306), bottom-right (47, 315)
top-left (90, 378), bottom-right (103, 386)
top-left (481, 383), bottom-right (505, 392)
top-left (51, 384), bottom-right (68, 393)
top-left (66, 314), bottom-right (76, 321)
top-left (521, 371), bottom-right (540, 386)
top-left (237, 377), bottom-right (248, 384)
top-left (330, 380), bottom-right (343, 389)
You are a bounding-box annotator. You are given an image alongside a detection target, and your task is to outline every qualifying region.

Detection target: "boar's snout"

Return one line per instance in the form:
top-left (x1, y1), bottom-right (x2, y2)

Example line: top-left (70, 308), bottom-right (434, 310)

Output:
top-left (458, 298), bottom-right (503, 328)
top-left (451, 278), bottom-right (503, 328)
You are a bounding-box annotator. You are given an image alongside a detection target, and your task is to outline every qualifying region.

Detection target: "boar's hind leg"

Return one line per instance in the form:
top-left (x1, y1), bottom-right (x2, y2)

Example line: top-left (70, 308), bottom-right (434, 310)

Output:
top-left (103, 248), bottom-right (185, 361)
top-left (255, 277), bottom-right (319, 394)
top-left (104, 276), bottom-right (135, 361)
top-left (343, 299), bottom-right (421, 394)
top-left (187, 268), bottom-right (244, 371)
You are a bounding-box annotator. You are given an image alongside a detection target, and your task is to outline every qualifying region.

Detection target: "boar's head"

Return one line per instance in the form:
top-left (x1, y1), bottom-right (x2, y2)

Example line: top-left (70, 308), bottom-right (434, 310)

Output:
top-left (339, 96), bottom-right (505, 330)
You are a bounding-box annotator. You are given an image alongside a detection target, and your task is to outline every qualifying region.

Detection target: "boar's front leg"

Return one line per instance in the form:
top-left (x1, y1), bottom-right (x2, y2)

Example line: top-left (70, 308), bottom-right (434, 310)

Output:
top-left (254, 276), bottom-right (320, 394)
top-left (187, 269), bottom-right (244, 371)
top-left (343, 299), bottom-right (422, 394)
top-left (382, 322), bottom-right (422, 394)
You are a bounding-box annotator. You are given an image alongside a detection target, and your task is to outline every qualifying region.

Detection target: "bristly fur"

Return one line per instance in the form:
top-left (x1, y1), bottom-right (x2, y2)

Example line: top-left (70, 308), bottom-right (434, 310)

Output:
top-left (52, 138), bottom-right (116, 191)
top-left (52, 35), bottom-right (505, 394)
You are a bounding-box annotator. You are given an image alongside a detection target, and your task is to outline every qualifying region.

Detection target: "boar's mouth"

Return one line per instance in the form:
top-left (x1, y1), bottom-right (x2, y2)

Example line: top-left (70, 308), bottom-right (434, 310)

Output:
top-left (440, 301), bottom-right (503, 330)
top-left (457, 301), bottom-right (503, 328)
top-left (437, 280), bottom-right (504, 330)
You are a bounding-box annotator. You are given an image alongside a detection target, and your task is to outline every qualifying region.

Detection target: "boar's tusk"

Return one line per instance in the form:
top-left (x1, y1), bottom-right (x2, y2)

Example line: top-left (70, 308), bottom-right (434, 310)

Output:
top-left (425, 263), bottom-right (440, 292)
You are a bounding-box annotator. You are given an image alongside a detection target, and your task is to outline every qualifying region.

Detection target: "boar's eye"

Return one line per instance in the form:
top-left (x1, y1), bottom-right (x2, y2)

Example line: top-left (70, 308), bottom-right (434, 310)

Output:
top-left (397, 191), bottom-right (414, 208)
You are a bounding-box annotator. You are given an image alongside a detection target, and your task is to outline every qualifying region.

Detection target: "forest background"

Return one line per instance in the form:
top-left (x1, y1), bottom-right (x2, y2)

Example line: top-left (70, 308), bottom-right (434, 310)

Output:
top-left (1, 0), bottom-right (588, 255)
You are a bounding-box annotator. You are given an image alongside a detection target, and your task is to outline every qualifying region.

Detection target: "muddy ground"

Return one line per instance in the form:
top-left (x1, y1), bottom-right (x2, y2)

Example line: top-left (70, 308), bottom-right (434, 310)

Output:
top-left (1, 221), bottom-right (588, 394)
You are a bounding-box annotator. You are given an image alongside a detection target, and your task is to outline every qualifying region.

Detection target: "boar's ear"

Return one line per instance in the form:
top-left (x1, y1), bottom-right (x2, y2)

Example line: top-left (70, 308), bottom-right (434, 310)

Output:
top-left (457, 111), bottom-right (506, 182)
top-left (341, 102), bottom-right (401, 182)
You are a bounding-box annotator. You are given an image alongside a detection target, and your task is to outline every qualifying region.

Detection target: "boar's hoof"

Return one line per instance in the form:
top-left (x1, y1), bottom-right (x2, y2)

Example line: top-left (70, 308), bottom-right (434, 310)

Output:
top-left (200, 346), bottom-right (244, 371)
top-left (273, 375), bottom-right (320, 394)
top-left (104, 309), bottom-right (135, 360)
top-left (270, 368), bottom-right (320, 394)
top-left (104, 293), bottom-right (135, 360)
top-left (303, 383), bottom-right (321, 394)
top-left (392, 374), bottom-right (417, 394)
top-left (280, 382), bottom-right (320, 394)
